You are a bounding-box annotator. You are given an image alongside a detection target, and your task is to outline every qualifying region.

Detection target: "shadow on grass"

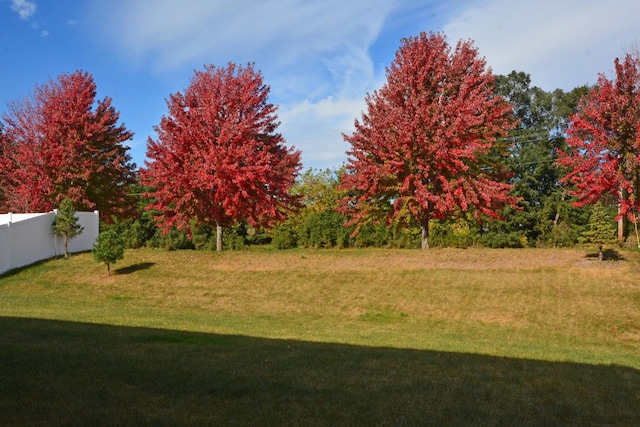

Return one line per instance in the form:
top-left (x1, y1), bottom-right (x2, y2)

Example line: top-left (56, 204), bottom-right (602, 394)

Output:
top-left (584, 248), bottom-right (625, 261)
top-left (114, 262), bottom-right (155, 275)
top-left (0, 259), bottom-right (52, 279)
top-left (1, 317), bottom-right (639, 426)
top-left (0, 251), bottom-right (92, 278)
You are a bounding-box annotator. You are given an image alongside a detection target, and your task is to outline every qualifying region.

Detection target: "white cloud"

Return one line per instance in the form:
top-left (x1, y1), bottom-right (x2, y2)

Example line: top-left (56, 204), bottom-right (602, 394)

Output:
top-left (9, 0), bottom-right (36, 20)
top-left (5, 0), bottom-right (49, 36)
top-left (95, 1), bottom-right (393, 93)
top-left (443, 0), bottom-right (640, 90)
top-left (93, 0), bottom-right (399, 169)
top-left (89, 0), bottom-right (640, 170)
top-left (279, 96), bottom-right (367, 169)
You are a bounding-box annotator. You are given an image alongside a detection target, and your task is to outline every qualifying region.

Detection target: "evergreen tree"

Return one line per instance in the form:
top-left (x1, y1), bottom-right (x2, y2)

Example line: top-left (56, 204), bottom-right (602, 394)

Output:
top-left (580, 202), bottom-right (617, 261)
top-left (490, 71), bottom-right (589, 246)
top-left (92, 230), bottom-right (124, 276)
top-left (52, 198), bottom-right (84, 257)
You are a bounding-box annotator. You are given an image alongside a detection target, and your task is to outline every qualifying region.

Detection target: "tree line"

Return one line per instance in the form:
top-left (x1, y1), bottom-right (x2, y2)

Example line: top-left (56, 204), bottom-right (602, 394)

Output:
top-left (1, 32), bottom-right (639, 252)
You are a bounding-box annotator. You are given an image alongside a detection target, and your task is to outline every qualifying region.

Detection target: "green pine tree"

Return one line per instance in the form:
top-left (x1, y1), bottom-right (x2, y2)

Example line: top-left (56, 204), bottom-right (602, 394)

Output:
top-left (580, 202), bottom-right (617, 261)
top-left (92, 230), bottom-right (124, 276)
top-left (52, 198), bottom-right (84, 258)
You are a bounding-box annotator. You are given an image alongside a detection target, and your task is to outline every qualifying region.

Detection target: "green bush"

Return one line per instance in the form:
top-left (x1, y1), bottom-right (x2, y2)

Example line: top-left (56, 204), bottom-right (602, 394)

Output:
top-left (125, 212), bottom-right (158, 249)
top-left (222, 224), bottom-right (246, 251)
top-left (92, 230), bottom-right (125, 276)
top-left (536, 221), bottom-right (582, 248)
top-left (428, 220), bottom-right (478, 248)
top-left (389, 226), bottom-right (421, 249)
top-left (105, 210), bottom-right (160, 249)
top-left (245, 228), bottom-right (272, 246)
top-left (299, 209), bottom-right (351, 248)
top-left (191, 224), bottom-right (217, 251)
top-left (148, 227), bottom-right (194, 250)
top-left (271, 222), bottom-right (298, 249)
top-left (354, 223), bottom-right (389, 248)
top-left (190, 223), bottom-right (248, 251)
top-left (52, 198), bottom-right (84, 257)
top-left (480, 232), bottom-right (526, 248)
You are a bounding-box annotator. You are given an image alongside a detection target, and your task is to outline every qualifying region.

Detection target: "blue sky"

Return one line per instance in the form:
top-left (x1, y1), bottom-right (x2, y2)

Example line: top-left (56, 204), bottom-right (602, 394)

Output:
top-left (1, 0), bottom-right (639, 172)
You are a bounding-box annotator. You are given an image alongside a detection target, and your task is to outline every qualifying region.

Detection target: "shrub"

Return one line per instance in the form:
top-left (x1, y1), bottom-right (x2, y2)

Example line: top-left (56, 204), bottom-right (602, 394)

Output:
top-left (355, 223), bottom-right (389, 248)
top-left (429, 220), bottom-right (478, 248)
top-left (115, 211), bottom-right (158, 249)
top-left (148, 227), bottom-right (194, 250)
top-left (92, 230), bottom-right (125, 276)
top-left (579, 202), bottom-right (617, 261)
top-left (223, 225), bottom-right (246, 251)
top-left (480, 232), bottom-right (526, 248)
top-left (271, 222), bottom-right (298, 249)
top-left (52, 198), bottom-right (84, 257)
top-left (389, 226), bottom-right (421, 249)
top-left (299, 209), bottom-right (351, 248)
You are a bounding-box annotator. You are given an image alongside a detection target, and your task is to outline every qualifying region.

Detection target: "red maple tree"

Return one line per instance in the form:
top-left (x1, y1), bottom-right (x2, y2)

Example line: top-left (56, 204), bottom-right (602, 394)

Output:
top-left (0, 70), bottom-right (137, 220)
top-left (141, 63), bottom-right (302, 251)
top-left (557, 54), bottom-right (640, 228)
top-left (340, 32), bottom-right (518, 250)
top-left (0, 124), bottom-right (10, 206)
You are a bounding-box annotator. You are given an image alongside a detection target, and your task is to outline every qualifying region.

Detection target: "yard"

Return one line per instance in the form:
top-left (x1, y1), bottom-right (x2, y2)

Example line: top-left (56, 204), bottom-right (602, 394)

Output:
top-left (1, 247), bottom-right (639, 425)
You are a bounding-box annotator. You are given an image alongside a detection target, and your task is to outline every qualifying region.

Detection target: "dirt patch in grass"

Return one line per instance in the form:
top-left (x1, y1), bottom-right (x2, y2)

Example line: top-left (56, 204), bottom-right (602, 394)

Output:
top-left (574, 259), bottom-right (624, 268)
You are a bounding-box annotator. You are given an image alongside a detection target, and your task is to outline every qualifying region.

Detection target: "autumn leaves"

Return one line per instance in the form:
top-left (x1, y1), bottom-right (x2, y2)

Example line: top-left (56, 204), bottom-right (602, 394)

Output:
top-left (141, 63), bottom-right (301, 251)
top-left (1, 32), bottom-right (638, 251)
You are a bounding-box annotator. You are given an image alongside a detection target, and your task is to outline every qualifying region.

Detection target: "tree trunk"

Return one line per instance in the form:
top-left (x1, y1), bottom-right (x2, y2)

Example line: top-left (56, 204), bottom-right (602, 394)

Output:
top-left (552, 210), bottom-right (560, 230)
top-left (107, 262), bottom-right (111, 276)
top-left (598, 245), bottom-right (604, 262)
top-left (618, 216), bottom-right (624, 241)
top-left (552, 190), bottom-right (565, 247)
top-left (64, 237), bottom-right (69, 258)
top-left (618, 188), bottom-right (625, 241)
top-left (420, 220), bottom-right (430, 251)
top-left (216, 223), bottom-right (223, 252)
top-left (552, 210), bottom-right (561, 247)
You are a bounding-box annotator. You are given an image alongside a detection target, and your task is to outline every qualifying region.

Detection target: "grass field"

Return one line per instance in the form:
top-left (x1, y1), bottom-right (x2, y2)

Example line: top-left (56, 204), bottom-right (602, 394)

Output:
top-left (1, 247), bottom-right (639, 425)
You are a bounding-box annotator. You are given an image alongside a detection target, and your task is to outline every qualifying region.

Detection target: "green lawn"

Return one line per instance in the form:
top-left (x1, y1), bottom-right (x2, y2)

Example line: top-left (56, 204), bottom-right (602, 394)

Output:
top-left (1, 247), bottom-right (639, 425)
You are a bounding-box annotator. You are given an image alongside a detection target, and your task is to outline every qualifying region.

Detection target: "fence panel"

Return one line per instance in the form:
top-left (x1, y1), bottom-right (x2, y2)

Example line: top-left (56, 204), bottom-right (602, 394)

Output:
top-left (0, 224), bottom-right (9, 274)
top-left (9, 212), bottom-right (57, 271)
top-left (69, 211), bottom-right (100, 253)
top-left (0, 211), bottom-right (99, 275)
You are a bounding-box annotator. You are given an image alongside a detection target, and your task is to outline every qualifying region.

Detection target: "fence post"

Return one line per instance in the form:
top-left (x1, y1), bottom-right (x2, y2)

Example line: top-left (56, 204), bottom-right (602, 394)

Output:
top-left (94, 210), bottom-right (99, 243)
top-left (53, 209), bottom-right (59, 257)
top-left (6, 213), bottom-right (12, 272)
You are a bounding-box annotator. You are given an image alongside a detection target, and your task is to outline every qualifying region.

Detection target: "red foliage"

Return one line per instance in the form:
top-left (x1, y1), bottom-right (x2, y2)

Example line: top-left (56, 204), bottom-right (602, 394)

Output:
top-left (340, 32), bottom-right (518, 247)
top-left (556, 54), bottom-right (640, 222)
top-left (0, 71), bottom-right (136, 220)
top-left (141, 63), bottom-right (301, 236)
top-left (0, 124), bottom-right (9, 205)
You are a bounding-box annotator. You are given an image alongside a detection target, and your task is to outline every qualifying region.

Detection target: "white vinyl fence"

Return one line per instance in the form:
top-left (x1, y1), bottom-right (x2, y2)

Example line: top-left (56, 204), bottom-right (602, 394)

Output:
top-left (0, 210), bottom-right (99, 275)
